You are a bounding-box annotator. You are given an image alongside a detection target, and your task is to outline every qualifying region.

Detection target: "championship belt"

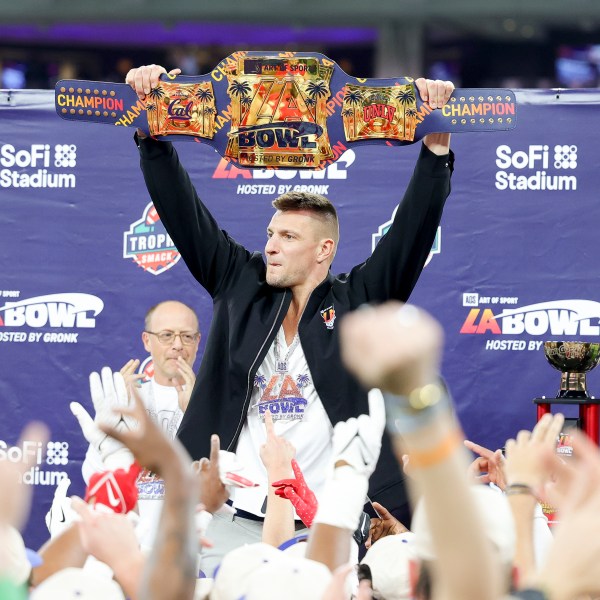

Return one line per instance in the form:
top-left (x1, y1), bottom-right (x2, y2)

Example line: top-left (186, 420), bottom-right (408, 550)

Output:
top-left (55, 51), bottom-right (517, 169)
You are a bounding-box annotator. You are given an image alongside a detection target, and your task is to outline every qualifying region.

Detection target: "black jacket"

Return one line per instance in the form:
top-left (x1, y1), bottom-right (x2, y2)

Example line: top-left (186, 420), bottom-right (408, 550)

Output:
top-left (137, 136), bottom-right (453, 513)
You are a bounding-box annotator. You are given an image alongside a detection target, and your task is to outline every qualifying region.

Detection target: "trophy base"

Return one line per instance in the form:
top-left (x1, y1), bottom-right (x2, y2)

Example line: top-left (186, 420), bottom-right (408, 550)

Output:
top-left (557, 389), bottom-right (590, 399)
top-left (535, 397), bottom-right (596, 405)
top-left (558, 372), bottom-right (591, 399)
top-left (534, 398), bottom-right (600, 445)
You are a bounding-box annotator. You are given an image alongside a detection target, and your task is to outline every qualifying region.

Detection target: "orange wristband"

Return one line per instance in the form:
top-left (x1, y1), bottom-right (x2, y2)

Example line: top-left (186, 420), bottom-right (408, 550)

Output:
top-left (408, 430), bottom-right (463, 469)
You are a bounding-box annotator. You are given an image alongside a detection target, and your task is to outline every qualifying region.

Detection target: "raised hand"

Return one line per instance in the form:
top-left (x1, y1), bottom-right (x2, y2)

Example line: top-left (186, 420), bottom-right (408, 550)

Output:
top-left (464, 440), bottom-right (507, 490)
top-left (173, 356), bottom-right (196, 412)
top-left (45, 477), bottom-right (75, 538)
top-left (504, 412), bottom-right (565, 495)
top-left (70, 367), bottom-right (137, 470)
top-left (120, 359), bottom-right (144, 390)
top-left (272, 459), bottom-right (318, 528)
top-left (260, 410), bottom-right (296, 478)
top-left (125, 65), bottom-right (182, 100)
top-left (364, 501), bottom-right (408, 549)
top-left (414, 78), bottom-right (454, 109)
top-left (340, 302), bottom-right (443, 398)
top-left (331, 390), bottom-right (385, 477)
top-left (191, 434), bottom-right (230, 514)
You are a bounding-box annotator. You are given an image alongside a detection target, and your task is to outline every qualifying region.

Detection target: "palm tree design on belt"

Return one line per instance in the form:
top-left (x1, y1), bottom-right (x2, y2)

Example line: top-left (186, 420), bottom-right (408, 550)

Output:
top-left (340, 107), bottom-right (352, 138)
top-left (306, 80), bottom-right (328, 112)
top-left (344, 89), bottom-right (363, 138)
top-left (304, 95), bottom-right (317, 118)
top-left (405, 106), bottom-right (418, 140)
top-left (146, 86), bottom-right (165, 133)
top-left (395, 87), bottom-right (416, 138)
top-left (195, 106), bottom-right (216, 138)
top-left (240, 94), bottom-right (253, 121)
top-left (195, 87), bottom-right (214, 134)
top-left (148, 86), bottom-right (165, 103)
top-left (228, 79), bottom-right (252, 126)
top-left (145, 102), bottom-right (157, 131)
top-left (194, 88), bottom-right (213, 134)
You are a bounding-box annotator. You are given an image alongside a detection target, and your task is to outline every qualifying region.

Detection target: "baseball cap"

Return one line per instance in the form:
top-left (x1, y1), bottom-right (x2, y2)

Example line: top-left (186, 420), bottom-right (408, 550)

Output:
top-left (209, 543), bottom-right (283, 600)
top-left (30, 567), bottom-right (125, 599)
top-left (411, 484), bottom-right (516, 564)
top-left (360, 532), bottom-right (416, 600)
top-left (277, 533), bottom-right (308, 557)
top-left (243, 555), bottom-right (332, 600)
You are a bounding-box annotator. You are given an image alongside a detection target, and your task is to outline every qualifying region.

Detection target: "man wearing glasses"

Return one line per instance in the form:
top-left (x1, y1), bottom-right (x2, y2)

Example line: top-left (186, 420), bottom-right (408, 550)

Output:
top-left (79, 299), bottom-right (200, 549)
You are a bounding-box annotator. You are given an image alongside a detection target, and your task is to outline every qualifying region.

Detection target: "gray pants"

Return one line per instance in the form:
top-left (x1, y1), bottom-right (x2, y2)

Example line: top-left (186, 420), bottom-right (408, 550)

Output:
top-left (199, 511), bottom-right (308, 577)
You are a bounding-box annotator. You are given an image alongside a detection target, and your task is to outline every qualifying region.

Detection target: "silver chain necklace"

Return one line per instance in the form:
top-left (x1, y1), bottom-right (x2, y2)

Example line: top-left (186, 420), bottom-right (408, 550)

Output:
top-left (274, 329), bottom-right (301, 373)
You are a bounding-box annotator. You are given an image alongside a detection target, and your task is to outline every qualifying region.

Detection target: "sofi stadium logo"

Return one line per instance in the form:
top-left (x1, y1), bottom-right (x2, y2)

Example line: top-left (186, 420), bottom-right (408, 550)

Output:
top-left (495, 144), bottom-right (577, 191)
top-left (0, 143), bottom-right (77, 188)
top-left (0, 439), bottom-right (69, 486)
top-left (212, 147), bottom-right (355, 196)
top-left (0, 292), bottom-right (104, 344)
top-left (123, 203), bottom-right (181, 276)
top-left (460, 298), bottom-right (600, 351)
top-left (372, 206), bottom-right (440, 266)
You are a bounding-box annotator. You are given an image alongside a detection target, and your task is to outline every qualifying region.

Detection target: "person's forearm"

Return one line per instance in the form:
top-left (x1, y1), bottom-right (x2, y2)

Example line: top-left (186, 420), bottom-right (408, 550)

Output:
top-left (31, 525), bottom-right (86, 586)
top-left (111, 551), bottom-right (145, 600)
top-left (507, 493), bottom-right (537, 588)
top-left (394, 416), bottom-right (500, 600)
top-left (306, 523), bottom-right (351, 572)
top-left (423, 133), bottom-right (451, 155)
top-left (263, 469), bottom-right (295, 547)
top-left (140, 457), bottom-right (197, 600)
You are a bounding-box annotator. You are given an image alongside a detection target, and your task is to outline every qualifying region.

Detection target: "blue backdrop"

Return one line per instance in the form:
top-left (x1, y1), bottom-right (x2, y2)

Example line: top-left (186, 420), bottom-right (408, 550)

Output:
top-left (2, 88), bottom-right (599, 548)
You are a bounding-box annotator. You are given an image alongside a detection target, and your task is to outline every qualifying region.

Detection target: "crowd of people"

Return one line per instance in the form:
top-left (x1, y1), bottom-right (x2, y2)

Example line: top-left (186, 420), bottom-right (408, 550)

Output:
top-left (3, 300), bottom-right (600, 599)
top-left (2, 64), bottom-right (600, 599)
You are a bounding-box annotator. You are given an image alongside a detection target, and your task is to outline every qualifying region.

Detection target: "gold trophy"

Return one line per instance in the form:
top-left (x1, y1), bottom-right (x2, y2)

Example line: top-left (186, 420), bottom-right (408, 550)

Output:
top-left (543, 341), bottom-right (600, 398)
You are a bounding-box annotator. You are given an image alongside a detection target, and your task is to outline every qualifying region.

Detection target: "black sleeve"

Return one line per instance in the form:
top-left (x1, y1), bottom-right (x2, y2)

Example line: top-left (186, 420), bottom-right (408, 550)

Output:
top-left (136, 134), bottom-right (252, 298)
top-left (347, 142), bottom-right (453, 304)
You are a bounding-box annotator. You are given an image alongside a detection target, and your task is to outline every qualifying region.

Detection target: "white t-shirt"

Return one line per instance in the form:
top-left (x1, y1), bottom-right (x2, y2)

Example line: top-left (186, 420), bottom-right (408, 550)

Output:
top-left (81, 378), bottom-right (183, 550)
top-left (233, 326), bottom-right (333, 516)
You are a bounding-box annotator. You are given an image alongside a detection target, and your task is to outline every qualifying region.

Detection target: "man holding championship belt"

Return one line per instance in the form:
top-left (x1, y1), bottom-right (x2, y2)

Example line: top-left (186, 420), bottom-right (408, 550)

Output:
top-left (126, 63), bottom-right (454, 567)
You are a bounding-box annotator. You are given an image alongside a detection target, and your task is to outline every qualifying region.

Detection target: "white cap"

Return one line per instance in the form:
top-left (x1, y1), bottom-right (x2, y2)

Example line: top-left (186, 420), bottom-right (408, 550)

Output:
top-left (360, 532), bottom-right (416, 600)
top-left (411, 484), bottom-right (516, 565)
top-left (244, 555), bottom-right (332, 600)
top-left (209, 543), bottom-right (283, 600)
top-left (30, 567), bottom-right (125, 599)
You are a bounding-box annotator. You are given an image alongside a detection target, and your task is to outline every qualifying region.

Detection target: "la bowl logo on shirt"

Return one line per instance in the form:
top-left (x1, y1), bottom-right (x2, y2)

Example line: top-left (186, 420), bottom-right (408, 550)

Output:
top-left (372, 206), bottom-right (440, 266)
top-left (123, 202), bottom-right (181, 276)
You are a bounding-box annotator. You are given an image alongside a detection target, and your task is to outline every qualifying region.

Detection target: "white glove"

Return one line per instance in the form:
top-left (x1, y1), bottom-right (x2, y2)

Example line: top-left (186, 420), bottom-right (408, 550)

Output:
top-left (314, 391), bottom-right (385, 532)
top-left (331, 389), bottom-right (385, 478)
top-left (218, 450), bottom-right (258, 489)
top-left (70, 367), bottom-right (136, 470)
top-left (45, 477), bottom-right (76, 539)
